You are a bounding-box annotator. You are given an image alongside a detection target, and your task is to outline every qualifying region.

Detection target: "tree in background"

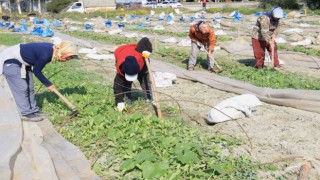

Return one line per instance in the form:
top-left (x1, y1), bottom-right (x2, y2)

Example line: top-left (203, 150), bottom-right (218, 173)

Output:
top-left (306, 0), bottom-right (319, 10)
top-left (259, 0), bottom-right (299, 9)
top-left (46, 0), bottom-right (76, 13)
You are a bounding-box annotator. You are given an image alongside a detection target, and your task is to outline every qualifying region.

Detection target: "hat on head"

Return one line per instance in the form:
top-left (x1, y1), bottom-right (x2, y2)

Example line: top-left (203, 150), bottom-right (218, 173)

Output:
top-left (272, 7), bottom-right (284, 18)
top-left (52, 41), bottom-right (78, 61)
top-left (122, 56), bottom-right (140, 81)
top-left (135, 37), bottom-right (153, 53)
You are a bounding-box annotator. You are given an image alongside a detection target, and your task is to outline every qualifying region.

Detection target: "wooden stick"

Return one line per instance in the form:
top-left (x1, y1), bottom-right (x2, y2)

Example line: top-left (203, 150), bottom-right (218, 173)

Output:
top-left (271, 38), bottom-right (275, 67)
top-left (201, 45), bottom-right (223, 71)
top-left (145, 58), bottom-right (163, 119)
top-left (52, 88), bottom-right (77, 111)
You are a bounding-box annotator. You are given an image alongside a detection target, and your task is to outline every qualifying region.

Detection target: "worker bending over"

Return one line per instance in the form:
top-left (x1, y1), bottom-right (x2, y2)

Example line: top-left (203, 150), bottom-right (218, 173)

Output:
top-left (113, 37), bottom-right (153, 112)
top-left (0, 41), bottom-right (78, 121)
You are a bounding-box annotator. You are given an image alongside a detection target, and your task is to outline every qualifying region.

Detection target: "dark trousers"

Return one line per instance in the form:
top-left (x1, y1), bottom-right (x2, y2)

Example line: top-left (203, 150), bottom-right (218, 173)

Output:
top-left (113, 64), bottom-right (152, 104)
top-left (252, 38), bottom-right (279, 68)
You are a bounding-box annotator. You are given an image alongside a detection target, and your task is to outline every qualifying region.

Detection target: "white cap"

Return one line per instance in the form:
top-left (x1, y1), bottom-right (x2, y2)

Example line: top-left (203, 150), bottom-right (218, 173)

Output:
top-left (272, 7), bottom-right (284, 18)
top-left (125, 74), bottom-right (138, 81)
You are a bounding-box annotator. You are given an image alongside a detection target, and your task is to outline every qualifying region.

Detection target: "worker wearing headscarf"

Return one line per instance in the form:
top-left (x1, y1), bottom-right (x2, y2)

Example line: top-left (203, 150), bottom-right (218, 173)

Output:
top-left (0, 41), bottom-right (78, 121)
top-left (251, 7), bottom-right (284, 68)
top-left (113, 37), bottom-right (153, 112)
top-left (188, 21), bottom-right (219, 73)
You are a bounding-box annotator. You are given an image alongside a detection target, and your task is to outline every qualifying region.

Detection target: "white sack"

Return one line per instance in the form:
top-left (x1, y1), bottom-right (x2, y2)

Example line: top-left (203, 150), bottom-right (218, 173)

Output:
top-left (290, 38), bottom-right (312, 46)
top-left (78, 48), bottom-right (97, 54)
top-left (283, 28), bottom-right (303, 34)
top-left (215, 30), bottom-right (227, 36)
top-left (124, 33), bottom-right (138, 38)
top-left (178, 39), bottom-right (191, 47)
top-left (50, 37), bottom-right (62, 45)
top-left (85, 54), bottom-right (115, 60)
top-left (153, 72), bottom-right (177, 88)
top-left (108, 29), bottom-right (123, 35)
top-left (160, 37), bottom-right (178, 43)
top-left (275, 37), bottom-right (287, 44)
top-left (207, 94), bottom-right (262, 123)
top-left (153, 25), bottom-right (165, 30)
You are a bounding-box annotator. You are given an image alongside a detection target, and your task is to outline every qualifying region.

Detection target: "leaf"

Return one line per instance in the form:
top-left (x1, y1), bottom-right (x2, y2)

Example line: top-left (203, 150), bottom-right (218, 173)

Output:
top-left (210, 164), bottom-right (225, 174)
top-left (134, 149), bottom-right (157, 164)
top-left (141, 161), bottom-right (156, 179)
top-left (177, 150), bottom-right (199, 165)
top-left (120, 159), bottom-right (136, 172)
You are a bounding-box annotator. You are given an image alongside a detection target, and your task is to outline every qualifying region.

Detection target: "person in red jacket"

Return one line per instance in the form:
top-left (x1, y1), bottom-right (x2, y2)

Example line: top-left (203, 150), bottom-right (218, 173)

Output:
top-left (202, 0), bottom-right (207, 11)
top-left (113, 37), bottom-right (153, 112)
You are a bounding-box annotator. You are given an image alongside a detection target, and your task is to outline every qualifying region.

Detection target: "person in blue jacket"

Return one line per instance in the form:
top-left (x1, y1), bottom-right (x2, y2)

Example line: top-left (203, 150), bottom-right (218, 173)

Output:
top-left (0, 41), bottom-right (78, 121)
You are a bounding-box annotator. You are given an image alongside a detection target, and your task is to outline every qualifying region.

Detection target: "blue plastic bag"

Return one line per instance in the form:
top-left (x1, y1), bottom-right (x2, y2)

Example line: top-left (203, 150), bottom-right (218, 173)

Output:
top-left (118, 23), bottom-right (125, 28)
top-left (130, 14), bottom-right (135, 20)
top-left (166, 15), bottom-right (173, 22)
top-left (146, 15), bottom-right (150, 21)
top-left (41, 27), bottom-right (54, 37)
top-left (105, 20), bottom-right (112, 27)
top-left (200, 15), bottom-right (205, 19)
top-left (85, 24), bottom-right (93, 30)
top-left (189, 17), bottom-right (195, 22)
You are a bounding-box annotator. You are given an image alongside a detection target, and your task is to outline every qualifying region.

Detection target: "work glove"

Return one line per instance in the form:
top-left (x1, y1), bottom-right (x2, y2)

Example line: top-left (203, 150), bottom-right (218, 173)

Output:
top-left (142, 51), bottom-right (151, 58)
top-left (117, 102), bottom-right (127, 112)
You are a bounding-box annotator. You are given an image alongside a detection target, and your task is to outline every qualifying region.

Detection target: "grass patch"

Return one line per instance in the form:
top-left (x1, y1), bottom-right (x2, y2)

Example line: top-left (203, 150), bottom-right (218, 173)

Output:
top-left (0, 33), bottom-right (23, 46)
top-left (278, 44), bottom-right (320, 56)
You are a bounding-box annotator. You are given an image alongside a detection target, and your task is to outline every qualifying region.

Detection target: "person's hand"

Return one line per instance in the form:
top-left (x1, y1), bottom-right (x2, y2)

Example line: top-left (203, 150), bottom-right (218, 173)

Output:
top-left (269, 41), bottom-right (275, 50)
top-left (47, 84), bottom-right (56, 92)
top-left (142, 51), bottom-right (151, 58)
top-left (117, 102), bottom-right (127, 112)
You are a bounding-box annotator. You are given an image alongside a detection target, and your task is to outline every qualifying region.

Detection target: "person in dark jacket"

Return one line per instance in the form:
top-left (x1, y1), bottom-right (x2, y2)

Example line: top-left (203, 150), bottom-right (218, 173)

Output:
top-left (113, 37), bottom-right (153, 112)
top-left (0, 41), bottom-right (78, 121)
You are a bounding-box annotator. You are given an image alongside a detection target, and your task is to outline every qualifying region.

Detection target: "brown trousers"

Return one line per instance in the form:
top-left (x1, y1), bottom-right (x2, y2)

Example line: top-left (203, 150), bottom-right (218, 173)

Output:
top-left (252, 38), bottom-right (279, 68)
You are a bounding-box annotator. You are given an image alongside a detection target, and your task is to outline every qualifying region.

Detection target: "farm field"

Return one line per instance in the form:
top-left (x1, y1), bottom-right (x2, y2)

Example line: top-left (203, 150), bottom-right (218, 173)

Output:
top-left (1, 4), bottom-right (320, 179)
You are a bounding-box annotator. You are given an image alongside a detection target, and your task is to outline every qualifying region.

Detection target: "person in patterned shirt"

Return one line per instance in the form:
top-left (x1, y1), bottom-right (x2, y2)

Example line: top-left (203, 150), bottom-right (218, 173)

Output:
top-left (251, 7), bottom-right (284, 68)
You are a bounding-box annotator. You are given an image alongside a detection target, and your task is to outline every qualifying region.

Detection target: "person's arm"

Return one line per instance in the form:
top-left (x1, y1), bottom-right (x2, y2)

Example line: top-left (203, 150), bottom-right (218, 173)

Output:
top-left (207, 29), bottom-right (217, 54)
top-left (32, 60), bottom-right (52, 87)
top-left (189, 26), bottom-right (198, 42)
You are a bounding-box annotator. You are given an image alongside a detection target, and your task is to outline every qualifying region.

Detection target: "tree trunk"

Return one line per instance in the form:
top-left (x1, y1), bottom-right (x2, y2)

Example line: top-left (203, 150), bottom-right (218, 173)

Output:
top-left (38, 0), bottom-right (41, 14)
top-left (16, 0), bottom-right (22, 14)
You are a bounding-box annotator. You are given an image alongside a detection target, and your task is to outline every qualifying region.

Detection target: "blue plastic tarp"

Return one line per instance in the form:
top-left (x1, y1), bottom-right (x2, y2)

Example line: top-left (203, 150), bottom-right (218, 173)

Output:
top-left (53, 20), bottom-right (61, 27)
top-left (234, 11), bottom-right (242, 22)
top-left (41, 27), bottom-right (54, 37)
